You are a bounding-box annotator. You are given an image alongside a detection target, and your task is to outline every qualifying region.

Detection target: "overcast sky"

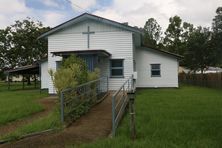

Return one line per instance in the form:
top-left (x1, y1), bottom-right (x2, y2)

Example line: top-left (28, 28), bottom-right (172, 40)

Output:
top-left (0, 0), bottom-right (221, 31)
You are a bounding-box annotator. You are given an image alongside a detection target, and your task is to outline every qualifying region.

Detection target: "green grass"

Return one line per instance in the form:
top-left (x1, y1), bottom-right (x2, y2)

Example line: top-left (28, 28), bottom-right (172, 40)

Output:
top-left (2, 107), bottom-right (61, 140)
top-left (0, 82), bottom-right (47, 125)
top-left (79, 85), bottom-right (222, 148)
top-left (0, 81), bottom-right (61, 140)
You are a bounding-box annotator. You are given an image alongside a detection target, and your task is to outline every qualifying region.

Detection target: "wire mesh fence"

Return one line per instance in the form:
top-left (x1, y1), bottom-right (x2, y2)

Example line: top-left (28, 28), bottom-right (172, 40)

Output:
top-left (60, 77), bottom-right (108, 123)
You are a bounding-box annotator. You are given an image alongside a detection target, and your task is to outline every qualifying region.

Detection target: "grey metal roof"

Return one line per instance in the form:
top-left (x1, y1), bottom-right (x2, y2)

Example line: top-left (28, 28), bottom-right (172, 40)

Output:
top-left (138, 46), bottom-right (183, 59)
top-left (39, 13), bottom-right (143, 39)
top-left (5, 64), bottom-right (39, 74)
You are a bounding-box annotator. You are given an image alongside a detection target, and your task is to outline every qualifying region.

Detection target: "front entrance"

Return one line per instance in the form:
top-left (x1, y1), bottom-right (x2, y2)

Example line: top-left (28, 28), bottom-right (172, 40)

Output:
top-left (79, 55), bottom-right (98, 72)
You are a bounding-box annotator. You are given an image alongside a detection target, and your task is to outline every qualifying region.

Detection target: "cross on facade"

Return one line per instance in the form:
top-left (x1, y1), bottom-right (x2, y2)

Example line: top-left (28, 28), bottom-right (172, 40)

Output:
top-left (82, 26), bottom-right (95, 48)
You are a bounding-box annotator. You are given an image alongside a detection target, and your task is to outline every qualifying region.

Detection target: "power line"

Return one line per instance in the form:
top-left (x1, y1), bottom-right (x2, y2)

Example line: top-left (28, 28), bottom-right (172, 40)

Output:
top-left (65, 0), bottom-right (90, 13)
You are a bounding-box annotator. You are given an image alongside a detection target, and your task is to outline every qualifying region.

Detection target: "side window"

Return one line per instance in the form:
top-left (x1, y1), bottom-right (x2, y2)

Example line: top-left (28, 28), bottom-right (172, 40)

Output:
top-left (151, 64), bottom-right (161, 77)
top-left (56, 61), bottom-right (62, 69)
top-left (110, 59), bottom-right (124, 77)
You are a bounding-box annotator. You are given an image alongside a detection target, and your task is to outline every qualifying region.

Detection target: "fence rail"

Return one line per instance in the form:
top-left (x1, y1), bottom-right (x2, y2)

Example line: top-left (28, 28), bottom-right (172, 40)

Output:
top-left (179, 72), bottom-right (222, 88)
top-left (60, 77), bottom-right (108, 123)
top-left (112, 75), bottom-right (135, 137)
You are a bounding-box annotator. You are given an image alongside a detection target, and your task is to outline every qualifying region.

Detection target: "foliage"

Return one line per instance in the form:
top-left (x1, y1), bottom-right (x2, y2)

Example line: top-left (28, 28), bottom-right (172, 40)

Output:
top-left (0, 70), bottom-right (6, 80)
top-left (88, 68), bottom-right (100, 81)
top-left (143, 18), bottom-right (162, 48)
top-left (49, 55), bottom-right (88, 94)
top-left (212, 7), bottom-right (222, 66)
top-left (49, 68), bottom-right (78, 94)
top-left (163, 16), bottom-right (184, 55)
top-left (61, 55), bottom-right (88, 84)
top-left (185, 27), bottom-right (215, 72)
top-left (0, 18), bottom-right (50, 69)
top-left (78, 86), bottom-right (222, 148)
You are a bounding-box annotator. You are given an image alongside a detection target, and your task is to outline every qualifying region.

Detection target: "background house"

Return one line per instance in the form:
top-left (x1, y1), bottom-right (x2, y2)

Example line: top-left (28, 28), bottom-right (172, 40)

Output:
top-left (39, 13), bottom-right (181, 94)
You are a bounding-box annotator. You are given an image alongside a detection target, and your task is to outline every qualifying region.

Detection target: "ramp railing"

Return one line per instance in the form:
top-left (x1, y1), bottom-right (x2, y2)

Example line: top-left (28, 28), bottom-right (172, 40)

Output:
top-left (112, 75), bottom-right (135, 136)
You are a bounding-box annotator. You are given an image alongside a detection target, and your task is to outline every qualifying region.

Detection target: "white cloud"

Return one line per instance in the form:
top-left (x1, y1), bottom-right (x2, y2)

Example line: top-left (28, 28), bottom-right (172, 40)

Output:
top-left (69, 0), bottom-right (96, 12)
top-left (41, 0), bottom-right (60, 8)
top-left (93, 0), bottom-right (222, 31)
top-left (0, 0), bottom-right (67, 28)
top-left (42, 11), bottom-right (65, 27)
top-left (0, 0), bottom-right (31, 28)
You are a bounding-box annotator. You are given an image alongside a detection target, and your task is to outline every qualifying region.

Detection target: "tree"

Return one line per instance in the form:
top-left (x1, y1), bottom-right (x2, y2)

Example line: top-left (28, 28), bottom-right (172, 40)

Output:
top-left (212, 7), bottom-right (222, 66)
top-left (164, 16), bottom-right (184, 54)
top-left (0, 18), bottom-right (50, 69)
top-left (143, 18), bottom-right (162, 48)
top-left (185, 27), bottom-right (215, 73)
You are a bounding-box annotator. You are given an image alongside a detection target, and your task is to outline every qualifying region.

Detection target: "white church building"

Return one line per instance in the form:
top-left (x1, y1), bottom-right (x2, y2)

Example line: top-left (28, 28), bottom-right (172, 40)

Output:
top-left (39, 13), bottom-right (181, 94)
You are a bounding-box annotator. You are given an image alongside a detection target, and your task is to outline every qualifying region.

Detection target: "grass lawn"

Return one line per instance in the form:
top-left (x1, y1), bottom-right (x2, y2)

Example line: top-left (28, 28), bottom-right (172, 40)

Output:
top-left (79, 85), bottom-right (222, 148)
top-left (0, 81), bottom-right (61, 140)
top-left (0, 82), bottom-right (47, 125)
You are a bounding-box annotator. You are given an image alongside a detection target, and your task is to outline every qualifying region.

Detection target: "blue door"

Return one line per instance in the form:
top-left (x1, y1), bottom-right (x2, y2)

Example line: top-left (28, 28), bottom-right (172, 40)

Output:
top-left (80, 55), bottom-right (97, 71)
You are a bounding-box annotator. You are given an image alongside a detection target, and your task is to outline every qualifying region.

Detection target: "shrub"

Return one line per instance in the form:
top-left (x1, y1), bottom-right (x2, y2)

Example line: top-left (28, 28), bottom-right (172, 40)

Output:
top-left (49, 55), bottom-right (102, 123)
top-left (88, 68), bottom-right (100, 81)
top-left (61, 55), bottom-right (88, 84)
top-left (49, 55), bottom-right (89, 94)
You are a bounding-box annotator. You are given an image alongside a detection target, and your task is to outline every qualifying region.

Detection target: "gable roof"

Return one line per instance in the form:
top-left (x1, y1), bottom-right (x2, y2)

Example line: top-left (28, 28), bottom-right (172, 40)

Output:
top-left (138, 46), bottom-right (183, 59)
top-left (39, 13), bottom-right (143, 39)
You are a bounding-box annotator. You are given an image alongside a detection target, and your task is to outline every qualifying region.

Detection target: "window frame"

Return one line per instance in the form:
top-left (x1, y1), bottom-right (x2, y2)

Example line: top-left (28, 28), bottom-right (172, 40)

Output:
top-left (110, 59), bottom-right (124, 78)
top-left (150, 64), bottom-right (161, 77)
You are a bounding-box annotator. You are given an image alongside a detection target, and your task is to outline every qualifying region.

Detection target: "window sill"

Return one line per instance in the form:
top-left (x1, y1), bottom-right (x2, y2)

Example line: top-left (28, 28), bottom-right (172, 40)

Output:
top-left (151, 75), bottom-right (161, 77)
top-left (110, 76), bottom-right (125, 78)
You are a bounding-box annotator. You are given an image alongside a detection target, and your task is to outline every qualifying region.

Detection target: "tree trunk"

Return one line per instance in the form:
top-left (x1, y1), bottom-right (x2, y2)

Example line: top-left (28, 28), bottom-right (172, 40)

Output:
top-left (27, 75), bottom-right (31, 85)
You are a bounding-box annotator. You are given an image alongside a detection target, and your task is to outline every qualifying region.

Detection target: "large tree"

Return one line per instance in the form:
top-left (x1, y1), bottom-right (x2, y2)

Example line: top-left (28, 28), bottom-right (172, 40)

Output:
top-left (0, 18), bottom-right (50, 69)
top-left (185, 27), bottom-right (215, 73)
top-left (164, 16), bottom-right (184, 54)
top-left (143, 18), bottom-right (162, 48)
top-left (212, 7), bottom-right (222, 66)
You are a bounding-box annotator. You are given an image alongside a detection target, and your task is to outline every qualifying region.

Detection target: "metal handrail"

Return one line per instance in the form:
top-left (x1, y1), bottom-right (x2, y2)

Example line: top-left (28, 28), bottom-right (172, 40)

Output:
top-left (112, 75), bottom-right (134, 136)
top-left (61, 77), bottom-right (104, 93)
top-left (112, 75), bottom-right (133, 98)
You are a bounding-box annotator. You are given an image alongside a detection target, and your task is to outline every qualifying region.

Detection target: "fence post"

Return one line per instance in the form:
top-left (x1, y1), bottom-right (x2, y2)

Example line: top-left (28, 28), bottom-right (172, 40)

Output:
top-left (60, 91), bottom-right (64, 123)
top-left (128, 91), bottom-right (136, 140)
top-left (112, 95), bottom-right (116, 137)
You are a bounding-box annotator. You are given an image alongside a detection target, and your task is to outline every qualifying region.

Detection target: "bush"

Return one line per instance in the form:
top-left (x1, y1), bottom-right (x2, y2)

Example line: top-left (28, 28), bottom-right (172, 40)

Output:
top-left (88, 68), bottom-right (100, 81)
top-left (49, 55), bottom-right (88, 94)
top-left (61, 55), bottom-right (88, 84)
top-left (49, 55), bottom-right (100, 94)
top-left (49, 55), bottom-right (102, 123)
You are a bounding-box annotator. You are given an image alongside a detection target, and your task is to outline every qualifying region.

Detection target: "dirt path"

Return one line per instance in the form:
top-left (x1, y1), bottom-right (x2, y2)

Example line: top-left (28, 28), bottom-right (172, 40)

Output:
top-left (0, 97), bottom-right (57, 137)
top-left (1, 94), bottom-right (113, 148)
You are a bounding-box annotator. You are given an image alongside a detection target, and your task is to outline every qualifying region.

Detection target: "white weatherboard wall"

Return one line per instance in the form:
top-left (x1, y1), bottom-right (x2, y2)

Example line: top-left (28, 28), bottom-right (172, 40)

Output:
top-left (41, 61), bottom-right (50, 89)
top-left (135, 48), bottom-right (179, 88)
top-left (47, 20), bottom-right (134, 93)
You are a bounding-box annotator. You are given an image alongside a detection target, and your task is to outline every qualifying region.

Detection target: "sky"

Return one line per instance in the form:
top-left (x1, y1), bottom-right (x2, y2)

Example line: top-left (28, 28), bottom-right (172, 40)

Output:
top-left (0, 0), bottom-right (221, 31)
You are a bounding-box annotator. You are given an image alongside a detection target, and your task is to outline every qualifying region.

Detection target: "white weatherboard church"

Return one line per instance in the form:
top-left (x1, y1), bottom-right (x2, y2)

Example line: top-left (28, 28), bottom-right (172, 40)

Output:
top-left (39, 13), bottom-right (181, 94)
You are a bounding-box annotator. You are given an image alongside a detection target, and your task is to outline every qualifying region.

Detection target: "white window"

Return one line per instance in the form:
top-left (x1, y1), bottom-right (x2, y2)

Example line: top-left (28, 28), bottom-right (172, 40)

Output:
top-left (151, 64), bottom-right (161, 77)
top-left (110, 59), bottom-right (124, 78)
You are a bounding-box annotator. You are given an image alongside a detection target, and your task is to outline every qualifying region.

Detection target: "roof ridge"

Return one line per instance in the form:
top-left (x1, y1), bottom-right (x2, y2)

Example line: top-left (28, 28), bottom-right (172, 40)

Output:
top-left (38, 13), bottom-right (143, 39)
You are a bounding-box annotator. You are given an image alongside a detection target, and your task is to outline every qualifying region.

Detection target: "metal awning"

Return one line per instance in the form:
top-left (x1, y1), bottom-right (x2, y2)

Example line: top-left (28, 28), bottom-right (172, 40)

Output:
top-left (4, 63), bottom-right (40, 90)
top-left (5, 64), bottom-right (39, 75)
top-left (51, 49), bottom-right (111, 57)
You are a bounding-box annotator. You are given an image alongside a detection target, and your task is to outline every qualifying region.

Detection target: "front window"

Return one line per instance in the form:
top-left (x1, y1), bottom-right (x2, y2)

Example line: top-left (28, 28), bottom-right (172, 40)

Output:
top-left (110, 59), bottom-right (124, 77)
top-left (151, 64), bottom-right (161, 77)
